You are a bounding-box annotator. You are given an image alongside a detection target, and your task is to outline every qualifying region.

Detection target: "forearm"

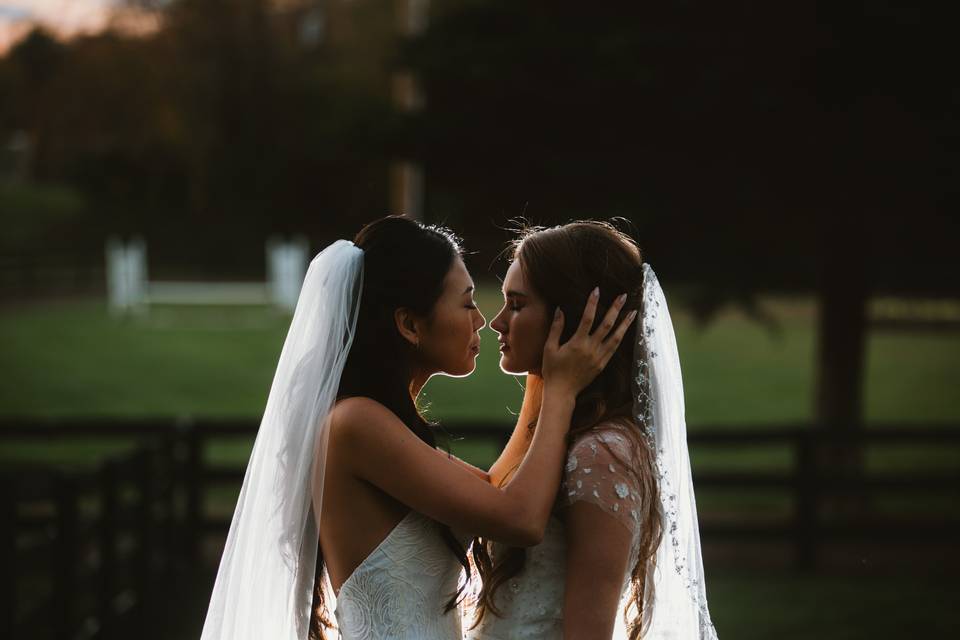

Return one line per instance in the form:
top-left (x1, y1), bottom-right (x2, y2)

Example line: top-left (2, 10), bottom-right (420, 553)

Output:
top-left (489, 375), bottom-right (543, 486)
top-left (500, 384), bottom-right (575, 538)
top-left (488, 424), bottom-right (533, 487)
top-left (443, 450), bottom-right (490, 482)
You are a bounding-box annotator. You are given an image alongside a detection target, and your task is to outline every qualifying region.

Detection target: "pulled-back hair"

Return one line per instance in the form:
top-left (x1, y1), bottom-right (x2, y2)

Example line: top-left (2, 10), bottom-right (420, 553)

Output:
top-left (471, 220), bottom-right (663, 639)
top-left (309, 215), bottom-right (470, 638)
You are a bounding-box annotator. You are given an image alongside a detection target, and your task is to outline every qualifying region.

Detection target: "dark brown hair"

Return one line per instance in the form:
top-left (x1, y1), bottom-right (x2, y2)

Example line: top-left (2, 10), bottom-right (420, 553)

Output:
top-left (471, 220), bottom-right (663, 639)
top-left (309, 215), bottom-right (471, 638)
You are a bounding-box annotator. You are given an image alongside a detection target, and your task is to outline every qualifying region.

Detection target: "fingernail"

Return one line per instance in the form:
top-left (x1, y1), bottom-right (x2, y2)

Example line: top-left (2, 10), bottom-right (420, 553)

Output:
top-left (555, 307), bottom-right (562, 319)
top-left (591, 287), bottom-right (599, 298)
top-left (629, 310), bottom-right (638, 321)
top-left (617, 293), bottom-right (627, 305)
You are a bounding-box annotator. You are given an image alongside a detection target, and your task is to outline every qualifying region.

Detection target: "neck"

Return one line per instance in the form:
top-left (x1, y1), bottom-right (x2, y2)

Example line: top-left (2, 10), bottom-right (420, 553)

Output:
top-left (409, 369), bottom-right (433, 400)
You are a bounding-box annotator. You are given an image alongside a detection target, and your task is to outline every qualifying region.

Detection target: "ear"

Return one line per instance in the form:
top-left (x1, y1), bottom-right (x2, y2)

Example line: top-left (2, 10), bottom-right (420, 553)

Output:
top-left (394, 307), bottom-right (421, 348)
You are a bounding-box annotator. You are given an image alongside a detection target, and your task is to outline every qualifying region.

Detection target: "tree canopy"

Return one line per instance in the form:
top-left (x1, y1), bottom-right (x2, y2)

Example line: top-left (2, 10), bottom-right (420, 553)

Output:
top-left (409, 1), bottom-right (959, 311)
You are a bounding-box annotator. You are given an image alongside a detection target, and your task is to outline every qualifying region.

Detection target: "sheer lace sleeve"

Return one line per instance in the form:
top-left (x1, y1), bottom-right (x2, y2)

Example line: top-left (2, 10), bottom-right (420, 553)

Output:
top-left (562, 426), bottom-right (644, 537)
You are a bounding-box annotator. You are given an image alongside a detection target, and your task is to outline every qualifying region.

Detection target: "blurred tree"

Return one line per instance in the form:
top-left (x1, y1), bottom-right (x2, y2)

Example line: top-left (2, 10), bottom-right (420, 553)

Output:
top-left (0, 182), bottom-right (85, 250)
top-left (0, 29), bottom-right (65, 179)
top-left (408, 1), bottom-right (960, 436)
top-left (0, 0), bottom-right (400, 281)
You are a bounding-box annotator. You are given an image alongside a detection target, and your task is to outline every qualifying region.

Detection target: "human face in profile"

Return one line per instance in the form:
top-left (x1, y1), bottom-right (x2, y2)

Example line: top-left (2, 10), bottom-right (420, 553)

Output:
top-left (489, 259), bottom-right (552, 376)
top-left (415, 256), bottom-right (487, 378)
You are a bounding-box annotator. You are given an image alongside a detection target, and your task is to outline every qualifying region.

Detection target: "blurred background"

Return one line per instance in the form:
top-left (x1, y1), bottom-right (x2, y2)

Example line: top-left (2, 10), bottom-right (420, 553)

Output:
top-left (1, 1), bottom-right (958, 638)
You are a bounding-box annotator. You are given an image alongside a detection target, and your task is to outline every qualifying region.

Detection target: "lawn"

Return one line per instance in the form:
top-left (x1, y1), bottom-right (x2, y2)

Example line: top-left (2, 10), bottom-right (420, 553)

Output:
top-left (2, 290), bottom-right (958, 425)
top-left (3, 290), bottom-right (957, 487)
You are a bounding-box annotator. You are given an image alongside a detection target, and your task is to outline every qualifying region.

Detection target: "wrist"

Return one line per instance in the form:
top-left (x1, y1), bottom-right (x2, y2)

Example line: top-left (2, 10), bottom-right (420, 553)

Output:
top-left (541, 383), bottom-right (577, 410)
top-left (543, 378), bottom-right (577, 398)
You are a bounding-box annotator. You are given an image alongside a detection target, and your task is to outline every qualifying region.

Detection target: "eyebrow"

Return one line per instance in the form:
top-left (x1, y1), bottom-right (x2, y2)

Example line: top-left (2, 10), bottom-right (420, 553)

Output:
top-left (503, 289), bottom-right (528, 298)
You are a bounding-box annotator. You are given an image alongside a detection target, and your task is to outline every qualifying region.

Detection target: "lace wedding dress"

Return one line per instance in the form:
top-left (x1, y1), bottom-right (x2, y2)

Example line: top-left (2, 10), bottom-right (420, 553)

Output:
top-left (333, 510), bottom-right (466, 640)
top-left (467, 426), bottom-right (644, 640)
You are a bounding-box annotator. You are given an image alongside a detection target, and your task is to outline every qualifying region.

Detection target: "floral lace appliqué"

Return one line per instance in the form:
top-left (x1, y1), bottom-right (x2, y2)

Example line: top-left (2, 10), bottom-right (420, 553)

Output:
top-left (562, 428), bottom-right (644, 544)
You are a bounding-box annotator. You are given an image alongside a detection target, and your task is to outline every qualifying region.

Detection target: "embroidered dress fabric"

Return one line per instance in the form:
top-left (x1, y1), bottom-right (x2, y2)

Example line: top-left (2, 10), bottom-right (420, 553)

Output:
top-left (465, 517), bottom-right (567, 640)
top-left (564, 426), bottom-right (645, 548)
top-left (333, 511), bottom-right (466, 639)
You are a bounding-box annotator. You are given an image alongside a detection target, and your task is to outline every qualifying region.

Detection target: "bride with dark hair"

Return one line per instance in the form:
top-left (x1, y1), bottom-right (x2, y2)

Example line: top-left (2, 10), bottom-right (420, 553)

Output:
top-left (467, 221), bottom-right (718, 639)
top-left (200, 215), bottom-right (635, 640)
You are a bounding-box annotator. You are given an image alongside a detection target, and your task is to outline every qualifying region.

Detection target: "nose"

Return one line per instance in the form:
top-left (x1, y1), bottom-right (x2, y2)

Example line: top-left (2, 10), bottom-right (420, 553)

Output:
top-left (490, 306), bottom-right (507, 336)
top-left (473, 306), bottom-right (487, 331)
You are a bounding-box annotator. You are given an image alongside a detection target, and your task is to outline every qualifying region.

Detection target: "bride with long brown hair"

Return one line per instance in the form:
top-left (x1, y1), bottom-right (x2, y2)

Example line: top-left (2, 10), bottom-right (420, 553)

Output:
top-left (467, 220), bottom-right (718, 639)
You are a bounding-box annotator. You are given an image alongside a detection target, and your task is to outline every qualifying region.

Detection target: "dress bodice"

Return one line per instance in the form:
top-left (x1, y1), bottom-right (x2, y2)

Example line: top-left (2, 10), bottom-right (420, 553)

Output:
top-left (467, 426), bottom-right (645, 640)
top-left (333, 510), bottom-right (464, 640)
top-left (466, 516), bottom-right (568, 640)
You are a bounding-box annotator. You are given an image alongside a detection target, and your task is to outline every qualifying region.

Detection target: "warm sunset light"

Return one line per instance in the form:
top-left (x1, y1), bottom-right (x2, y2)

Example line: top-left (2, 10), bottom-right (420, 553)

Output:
top-left (0, 0), bottom-right (145, 53)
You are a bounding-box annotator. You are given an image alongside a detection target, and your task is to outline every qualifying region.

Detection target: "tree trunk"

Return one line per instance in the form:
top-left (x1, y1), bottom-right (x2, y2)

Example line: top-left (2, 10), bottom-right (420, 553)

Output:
top-left (815, 248), bottom-right (867, 433)
top-left (814, 231), bottom-right (870, 528)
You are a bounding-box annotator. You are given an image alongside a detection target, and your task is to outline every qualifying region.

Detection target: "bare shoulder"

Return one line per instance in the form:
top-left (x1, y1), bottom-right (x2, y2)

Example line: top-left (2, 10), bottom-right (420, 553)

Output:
top-left (329, 396), bottom-right (405, 444)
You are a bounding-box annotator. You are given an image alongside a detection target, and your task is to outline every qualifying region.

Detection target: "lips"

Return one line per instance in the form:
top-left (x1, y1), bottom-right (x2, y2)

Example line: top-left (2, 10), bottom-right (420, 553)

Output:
top-left (498, 341), bottom-right (510, 352)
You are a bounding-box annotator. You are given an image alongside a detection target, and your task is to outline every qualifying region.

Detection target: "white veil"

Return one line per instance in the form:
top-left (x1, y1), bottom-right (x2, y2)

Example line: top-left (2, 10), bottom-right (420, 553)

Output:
top-left (201, 239), bottom-right (364, 640)
top-left (627, 263), bottom-right (718, 639)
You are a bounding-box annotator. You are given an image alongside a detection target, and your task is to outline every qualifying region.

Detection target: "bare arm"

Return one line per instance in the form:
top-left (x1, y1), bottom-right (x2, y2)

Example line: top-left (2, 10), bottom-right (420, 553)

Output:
top-left (341, 390), bottom-right (574, 546)
top-left (488, 374), bottom-right (543, 487)
top-left (562, 502), bottom-right (633, 639)
top-left (560, 427), bottom-right (645, 639)
top-left (442, 450), bottom-right (490, 482)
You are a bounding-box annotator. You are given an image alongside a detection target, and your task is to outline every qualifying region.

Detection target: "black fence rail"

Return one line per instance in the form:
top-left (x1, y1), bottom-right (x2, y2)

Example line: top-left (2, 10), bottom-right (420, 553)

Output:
top-left (1, 428), bottom-right (181, 640)
top-left (2, 419), bottom-right (959, 639)
top-left (686, 426), bottom-right (960, 568)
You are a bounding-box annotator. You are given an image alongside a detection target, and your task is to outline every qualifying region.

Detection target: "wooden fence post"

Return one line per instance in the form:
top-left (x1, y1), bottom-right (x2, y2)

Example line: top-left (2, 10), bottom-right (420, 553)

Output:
top-left (136, 449), bottom-right (155, 623)
top-left (185, 423), bottom-right (203, 563)
top-left (160, 432), bottom-right (179, 578)
top-left (99, 459), bottom-right (118, 639)
top-left (0, 476), bottom-right (15, 640)
top-left (794, 431), bottom-right (818, 570)
top-left (55, 473), bottom-right (78, 639)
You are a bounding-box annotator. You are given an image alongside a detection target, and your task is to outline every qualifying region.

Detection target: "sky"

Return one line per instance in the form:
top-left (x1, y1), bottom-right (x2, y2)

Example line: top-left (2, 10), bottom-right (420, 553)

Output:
top-left (0, 1), bottom-right (120, 53)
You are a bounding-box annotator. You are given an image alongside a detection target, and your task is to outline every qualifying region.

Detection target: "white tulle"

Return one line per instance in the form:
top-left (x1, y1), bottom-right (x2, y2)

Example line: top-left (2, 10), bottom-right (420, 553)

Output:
top-left (634, 263), bottom-right (718, 639)
top-left (200, 240), bottom-right (364, 640)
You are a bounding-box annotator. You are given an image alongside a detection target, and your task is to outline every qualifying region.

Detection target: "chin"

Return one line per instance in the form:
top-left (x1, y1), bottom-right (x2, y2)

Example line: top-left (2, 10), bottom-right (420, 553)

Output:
top-left (444, 360), bottom-right (477, 378)
top-left (498, 355), bottom-right (528, 376)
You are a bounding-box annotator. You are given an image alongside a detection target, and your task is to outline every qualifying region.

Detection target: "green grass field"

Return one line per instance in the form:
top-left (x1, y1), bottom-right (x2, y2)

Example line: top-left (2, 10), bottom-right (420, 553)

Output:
top-left (3, 290), bottom-right (958, 476)
top-left (2, 290), bottom-right (958, 424)
top-left (3, 290), bottom-right (958, 484)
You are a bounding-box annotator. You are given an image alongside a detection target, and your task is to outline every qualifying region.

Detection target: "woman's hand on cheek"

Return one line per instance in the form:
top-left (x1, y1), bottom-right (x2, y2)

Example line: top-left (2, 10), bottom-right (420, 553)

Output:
top-left (540, 288), bottom-right (637, 395)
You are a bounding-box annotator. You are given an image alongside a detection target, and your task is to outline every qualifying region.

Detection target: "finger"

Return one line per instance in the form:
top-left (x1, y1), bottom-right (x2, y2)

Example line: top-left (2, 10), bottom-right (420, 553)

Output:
top-left (546, 306), bottom-right (564, 348)
top-left (575, 286), bottom-right (600, 336)
top-left (593, 292), bottom-right (629, 341)
top-left (600, 308), bottom-right (638, 353)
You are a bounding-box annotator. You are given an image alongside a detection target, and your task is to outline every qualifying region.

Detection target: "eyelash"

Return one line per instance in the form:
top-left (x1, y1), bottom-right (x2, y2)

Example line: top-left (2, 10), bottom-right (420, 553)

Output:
top-left (465, 303), bottom-right (478, 310)
top-left (508, 303), bottom-right (523, 312)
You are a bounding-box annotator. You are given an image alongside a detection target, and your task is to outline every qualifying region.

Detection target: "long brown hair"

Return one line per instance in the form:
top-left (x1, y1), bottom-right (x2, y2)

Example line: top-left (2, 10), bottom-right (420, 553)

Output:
top-left (309, 216), bottom-right (471, 638)
top-left (471, 220), bottom-right (663, 639)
